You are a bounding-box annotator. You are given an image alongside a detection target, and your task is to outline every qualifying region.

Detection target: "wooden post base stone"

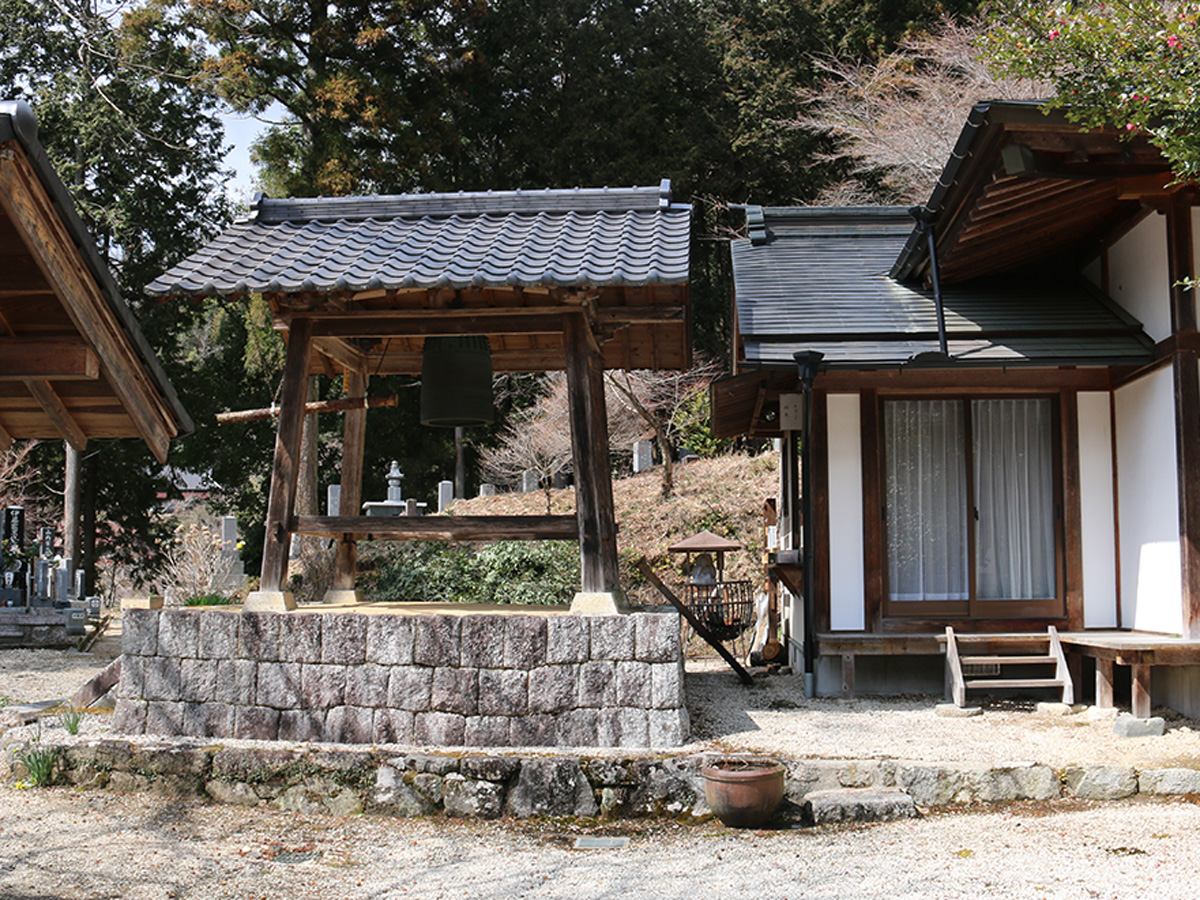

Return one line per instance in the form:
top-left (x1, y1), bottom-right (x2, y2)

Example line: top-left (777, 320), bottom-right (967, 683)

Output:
top-left (243, 590), bottom-right (297, 612)
top-left (322, 588), bottom-right (363, 606)
top-left (570, 591), bottom-right (630, 615)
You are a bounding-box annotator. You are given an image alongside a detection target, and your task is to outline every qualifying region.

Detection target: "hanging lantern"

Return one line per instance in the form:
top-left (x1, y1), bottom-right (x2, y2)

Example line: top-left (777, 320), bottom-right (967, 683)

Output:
top-left (419, 335), bottom-right (494, 427)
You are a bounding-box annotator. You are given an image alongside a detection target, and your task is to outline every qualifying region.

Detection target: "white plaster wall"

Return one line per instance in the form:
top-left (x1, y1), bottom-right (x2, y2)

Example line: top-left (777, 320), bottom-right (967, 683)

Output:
top-left (826, 393), bottom-right (865, 630)
top-left (1078, 391), bottom-right (1119, 628)
top-left (1108, 212), bottom-right (1171, 342)
top-left (1114, 367), bottom-right (1182, 633)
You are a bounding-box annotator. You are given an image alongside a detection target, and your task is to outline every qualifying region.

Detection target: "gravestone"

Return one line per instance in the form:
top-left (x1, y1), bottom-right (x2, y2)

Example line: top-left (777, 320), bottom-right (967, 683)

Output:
top-left (632, 440), bottom-right (653, 473)
top-left (521, 469), bottom-right (539, 493)
top-left (437, 480), bottom-right (454, 513)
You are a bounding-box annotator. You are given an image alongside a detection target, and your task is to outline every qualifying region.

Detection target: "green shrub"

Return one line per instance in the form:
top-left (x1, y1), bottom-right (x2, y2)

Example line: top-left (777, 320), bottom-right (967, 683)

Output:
top-left (474, 541), bottom-right (579, 606)
top-left (57, 706), bottom-right (84, 735)
top-left (184, 593), bottom-right (237, 606)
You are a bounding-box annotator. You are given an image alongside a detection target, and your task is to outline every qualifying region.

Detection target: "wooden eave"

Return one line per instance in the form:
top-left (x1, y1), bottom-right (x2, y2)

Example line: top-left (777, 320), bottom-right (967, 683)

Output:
top-left (0, 138), bottom-right (182, 461)
top-left (257, 281), bottom-right (692, 376)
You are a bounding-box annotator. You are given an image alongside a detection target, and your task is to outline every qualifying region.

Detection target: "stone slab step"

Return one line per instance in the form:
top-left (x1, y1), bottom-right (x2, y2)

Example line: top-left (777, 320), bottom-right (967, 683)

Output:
top-left (804, 788), bottom-right (918, 825)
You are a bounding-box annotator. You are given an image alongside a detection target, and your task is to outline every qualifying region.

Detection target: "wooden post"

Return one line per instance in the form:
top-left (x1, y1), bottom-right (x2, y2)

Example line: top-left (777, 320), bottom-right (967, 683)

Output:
top-left (840, 653), bottom-right (855, 700)
top-left (247, 319), bottom-right (313, 610)
top-left (326, 368), bottom-right (368, 603)
top-left (1131, 663), bottom-right (1152, 718)
top-left (1167, 200), bottom-right (1200, 639)
top-left (563, 313), bottom-right (624, 611)
top-left (1095, 657), bottom-right (1114, 708)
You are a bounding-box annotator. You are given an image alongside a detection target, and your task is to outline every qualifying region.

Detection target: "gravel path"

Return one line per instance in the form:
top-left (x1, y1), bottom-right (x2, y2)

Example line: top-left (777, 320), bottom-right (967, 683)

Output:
top-left (2, 784), bottom-right (1200, 899)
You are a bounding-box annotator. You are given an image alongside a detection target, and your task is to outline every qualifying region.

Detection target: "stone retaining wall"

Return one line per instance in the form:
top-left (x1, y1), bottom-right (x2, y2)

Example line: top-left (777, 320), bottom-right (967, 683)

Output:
top-left (12, 738), bottom-right (1200, 823)
top-left (111, 609), bottom-right (688, 748)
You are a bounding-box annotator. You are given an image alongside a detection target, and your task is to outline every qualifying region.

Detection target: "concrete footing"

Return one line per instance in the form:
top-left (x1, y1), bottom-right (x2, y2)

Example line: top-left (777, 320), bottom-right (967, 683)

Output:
top-left (242, 591), bottom-right (296, 612)
top-left (570, 592), bottom-right (631, 615)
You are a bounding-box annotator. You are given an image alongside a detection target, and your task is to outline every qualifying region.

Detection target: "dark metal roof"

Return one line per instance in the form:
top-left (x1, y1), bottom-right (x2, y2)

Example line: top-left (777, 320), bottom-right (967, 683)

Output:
top-left (732, 206), bottom-right (1154, 369)
top-left (148, 181), bottom-right (691, 296)
top-left (0, 99), bottom-right (192, 444)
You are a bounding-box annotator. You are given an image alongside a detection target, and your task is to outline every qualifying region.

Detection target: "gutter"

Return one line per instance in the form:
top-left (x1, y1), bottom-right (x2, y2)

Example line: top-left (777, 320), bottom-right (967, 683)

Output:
top-left (0, 100), bottom-right (193, 437)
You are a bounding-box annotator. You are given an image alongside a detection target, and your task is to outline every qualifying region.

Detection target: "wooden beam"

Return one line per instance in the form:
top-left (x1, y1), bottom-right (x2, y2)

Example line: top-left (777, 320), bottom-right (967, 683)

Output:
top-left (23, 379), bottom-right (86, 450)
top-left (0, 339), bottom-right (99, 380)
top-left (216, 394), bottom-right (396, 425)
top-left (1061, 390), bottom-right (1085, 630)
top-left (0, 418), bottom-right (11, 451)
top-left (312, 336), bottom-right (367, 372)
top-left (258, 318), bottom-right (313, 593)
top-left (333, 369), bottom-right (368, 592)
top-left (1131, 663), bottom-right (1152, 718)
top-left (0, 143), bottom-right (174, 462)
top-left (564, 313), bottom-right (620, 594)
top-left (815, 367), bottom-right (1113, 393)
top-left (1095, 657), bottom-right (1114, 708)
top-left (292, 514), bottom-right (578, 542)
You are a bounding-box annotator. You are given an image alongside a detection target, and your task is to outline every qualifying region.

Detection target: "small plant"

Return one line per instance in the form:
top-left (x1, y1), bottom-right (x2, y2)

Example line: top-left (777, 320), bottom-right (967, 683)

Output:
top-left (184, 593), bottom-right (236, 607)
top-left (57, 706), bottom-right (84, 735)
top-left (0, 694), bottom-right (10, 708)
top-left (16, 722), bottom-right (57, 787)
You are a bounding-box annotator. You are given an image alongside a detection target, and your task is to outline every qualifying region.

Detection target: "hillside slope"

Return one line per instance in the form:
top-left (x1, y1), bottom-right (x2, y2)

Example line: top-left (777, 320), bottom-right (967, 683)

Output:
top-left (451, 450), bottom-right (779, 602)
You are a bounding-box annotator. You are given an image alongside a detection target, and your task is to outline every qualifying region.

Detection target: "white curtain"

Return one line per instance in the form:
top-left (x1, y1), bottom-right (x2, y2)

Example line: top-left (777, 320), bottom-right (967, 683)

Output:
top-left (885, 400), bottom-right (969, 603)
top-left (972, 399), bottom-right (1055, 600)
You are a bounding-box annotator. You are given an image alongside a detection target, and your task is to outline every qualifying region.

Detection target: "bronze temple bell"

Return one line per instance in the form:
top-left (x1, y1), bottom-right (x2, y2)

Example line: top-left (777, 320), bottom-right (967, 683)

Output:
top-left (419, 335), bottom-right (495, 427)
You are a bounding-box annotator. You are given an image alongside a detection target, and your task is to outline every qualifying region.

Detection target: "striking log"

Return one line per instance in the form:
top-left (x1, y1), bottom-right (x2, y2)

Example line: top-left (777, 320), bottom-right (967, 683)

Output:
top-left (216, 394), bottom-right (397, 425)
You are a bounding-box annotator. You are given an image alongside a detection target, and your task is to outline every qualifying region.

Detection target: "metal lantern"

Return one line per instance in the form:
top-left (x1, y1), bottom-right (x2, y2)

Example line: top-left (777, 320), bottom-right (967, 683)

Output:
top-left (419, 335), bottom-right (494, 427)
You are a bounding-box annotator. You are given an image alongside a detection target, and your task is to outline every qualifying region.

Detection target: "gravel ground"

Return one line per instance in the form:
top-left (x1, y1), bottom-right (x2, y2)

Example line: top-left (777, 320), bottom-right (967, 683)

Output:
top-left (2, 784), bottom-right (1200, 899)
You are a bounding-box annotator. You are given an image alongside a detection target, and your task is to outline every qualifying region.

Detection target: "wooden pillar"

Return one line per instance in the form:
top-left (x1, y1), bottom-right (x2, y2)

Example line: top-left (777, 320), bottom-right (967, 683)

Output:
top-left (247, 318), bottom-right (313, 610)
top-left (563, 313), bottom-right (624, 611)
top-left (326, 368), bottom-right (369, 603)
top-left (1131, 662), bottom-right (1152, 718)
top-left (1095, 657), bottom-right (1114, 709)
top-left (1167, 201), bottom-right (1200, 639)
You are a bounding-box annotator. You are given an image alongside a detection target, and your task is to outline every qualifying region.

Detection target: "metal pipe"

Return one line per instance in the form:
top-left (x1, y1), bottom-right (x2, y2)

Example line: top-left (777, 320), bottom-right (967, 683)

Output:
top-left (925, 225), bottom-right (948, 356)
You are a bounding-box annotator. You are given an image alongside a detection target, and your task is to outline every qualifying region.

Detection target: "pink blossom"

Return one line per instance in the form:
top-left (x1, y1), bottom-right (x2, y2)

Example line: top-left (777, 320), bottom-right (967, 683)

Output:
top-left (1049, 29), bottom-right (1060, 39)
top-left (1126, 123), bottom-right (1138, 131)
top-left (1167, 34), bottom-right (1182, 49)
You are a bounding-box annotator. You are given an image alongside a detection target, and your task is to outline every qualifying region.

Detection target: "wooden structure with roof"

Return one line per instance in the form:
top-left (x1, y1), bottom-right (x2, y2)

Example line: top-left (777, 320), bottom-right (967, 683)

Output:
top-left (716, 100), bottom-right (1200, 717)
top-left (149, 182), bottom-right (691, 611)
top-left (0, 100), bottom-right (191, 463)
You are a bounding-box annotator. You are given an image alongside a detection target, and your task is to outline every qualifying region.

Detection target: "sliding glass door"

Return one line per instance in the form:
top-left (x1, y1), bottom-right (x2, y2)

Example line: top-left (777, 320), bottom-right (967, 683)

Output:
top-left (883, 397), bottom-right (1061, 619)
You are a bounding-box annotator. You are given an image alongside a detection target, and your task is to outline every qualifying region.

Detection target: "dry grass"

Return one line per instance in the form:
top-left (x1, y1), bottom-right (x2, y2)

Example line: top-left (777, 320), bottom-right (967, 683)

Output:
top-left (450, 451), bottom-right (779, 603)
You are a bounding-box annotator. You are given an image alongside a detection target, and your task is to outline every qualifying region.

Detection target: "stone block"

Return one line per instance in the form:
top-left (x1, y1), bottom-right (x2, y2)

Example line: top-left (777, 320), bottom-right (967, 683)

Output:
top-left (509, 715), bottom-right (557, 747)
top-left (180, 702), bottom-right (211, 738)
top-left (1114, 715), bottom-right (1166, 738)
top-left (257, 661), bottom-right (303, 709)
top-left (118, 655), bottom-right (145, 699)
top-left (206, 780), bottom-right (263, 807)
top-left (372, 765), bottom-right (440, 816)
top-left (239, 612), bottom-right (280, 661)
top-left (546, 616), bottom-right (590, 664)
top-left (234, 705), bottom-right (281, 741)
top-left (617, 707), bottom-right (649, 748)
top-left (649, 707), bottom-right (690, 747)
top-left (478, 669), bottom-right (528, 717)
top-left (278, 613), bottom-right (323, 663)
top-left (301, 664), bottom-right (346, 708)
top-left (215, 659), bottom-right (257, 705)
top-left (415, 616), bottom-right (461, 668)
top-left (464, 716), bottom-right (512, 747)
top-left (278, 710), bottom-right (326, 744)
top-left (122, 608), bottom-right (159, 656)
top-left (635, 613), bottom-right (680, 663)
top-left (372, 708), bottom-right (415, 745)
top-left (615, 661), bottom-right (651, 707)
top-left (935, 703), bottom-right (982, 718)
top-left (198, 702), bottom-right (235, 738)
top-left (1036, 702), bottom-right (1073, 717)
top-left (528, 665), bottom-right (577, 715)
top-left (111, 699), bottom-right (147, 734)
top-left (578, 661), bottom-right (617, 708)
top-left (894, 764), bottom-right (965, 807)
top-left (558, 709), bottom-right (599, 747)
top-left (324, 706), bottom-right (375, 744)
top-left (432, 668), bottom-right (479, 716)
top-left (460, 616), bottom-right (505, 667)
top-left (197, 611), bottom-right (239, 659)
top-left (321, 614), bottom-right (367, 665)
top-left (504, 758), bottom-right (598, 818)
top-left (158, 610), bottom-right (200, 658)
top-left (212, 747), bottom-right (302, 781)
top-left (144, 700), bottom-right (185, 735)
top-left (806, 789), bottom-right (918, 825)
top-left (650, 662), bottom-right (684, 709)
top-left (461, 756), bottom-right (520, 782)
top-left (590, 616), bottom-right (636, 660)
top-left (345, 663), bottom-right (391, 708)
top-left (1063, 765), bottom-right (1138, 800)
top-left (386, 753), bottom-right (459, 776)
top-left (504, 616), bottom-right (547, 670)
top-left (959, 763), bottom-right (1059, 803)
top-left (367, 615), bottom-right (414, 666)
top-left (1139, 768), bottom-right (1200, 795)
top-left (628, 757), bottom-right (704, 817)
top-left (415, 711), bottom-right (466, 746)
top-left (388, 667), bottom-right (433, 712)
top-left (443, 774), bottom-right (505, 818)
top-left (179, 658), bottom-right (219, 703)
top-left (143, 657), bottom-right (183, 701)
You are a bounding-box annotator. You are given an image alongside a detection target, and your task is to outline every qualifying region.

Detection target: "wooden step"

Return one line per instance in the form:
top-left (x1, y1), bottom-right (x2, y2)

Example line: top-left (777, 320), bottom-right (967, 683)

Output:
top-left (963, 678), bottom-right (1065, 690)
top-left (952, 633), bottom-right (1051, 644)
top-left (961, 655), bottom-right (1056, 666)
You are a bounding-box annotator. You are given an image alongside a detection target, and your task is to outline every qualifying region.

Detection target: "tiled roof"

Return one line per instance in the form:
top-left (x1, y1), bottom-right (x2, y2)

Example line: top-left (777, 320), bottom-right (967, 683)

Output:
top-left (148, 182), bottom-right (691, 296)
top-left (732, 206), bottom-right (1155, 369)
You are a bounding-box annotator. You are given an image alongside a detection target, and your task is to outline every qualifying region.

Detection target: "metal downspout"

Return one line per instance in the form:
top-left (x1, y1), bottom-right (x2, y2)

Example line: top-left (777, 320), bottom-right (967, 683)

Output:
top-left (911, 206), bottom-right (948, 355)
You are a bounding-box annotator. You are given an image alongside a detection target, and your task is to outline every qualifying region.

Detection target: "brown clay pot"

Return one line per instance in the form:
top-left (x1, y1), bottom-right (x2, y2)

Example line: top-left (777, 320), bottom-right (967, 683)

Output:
top-left (701, 757), bottom-right (786, 828)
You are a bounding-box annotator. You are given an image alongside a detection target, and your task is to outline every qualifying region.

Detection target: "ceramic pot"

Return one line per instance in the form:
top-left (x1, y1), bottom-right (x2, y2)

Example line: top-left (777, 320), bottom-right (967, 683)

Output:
top-left (701, 757), bottom-right (785, 828)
